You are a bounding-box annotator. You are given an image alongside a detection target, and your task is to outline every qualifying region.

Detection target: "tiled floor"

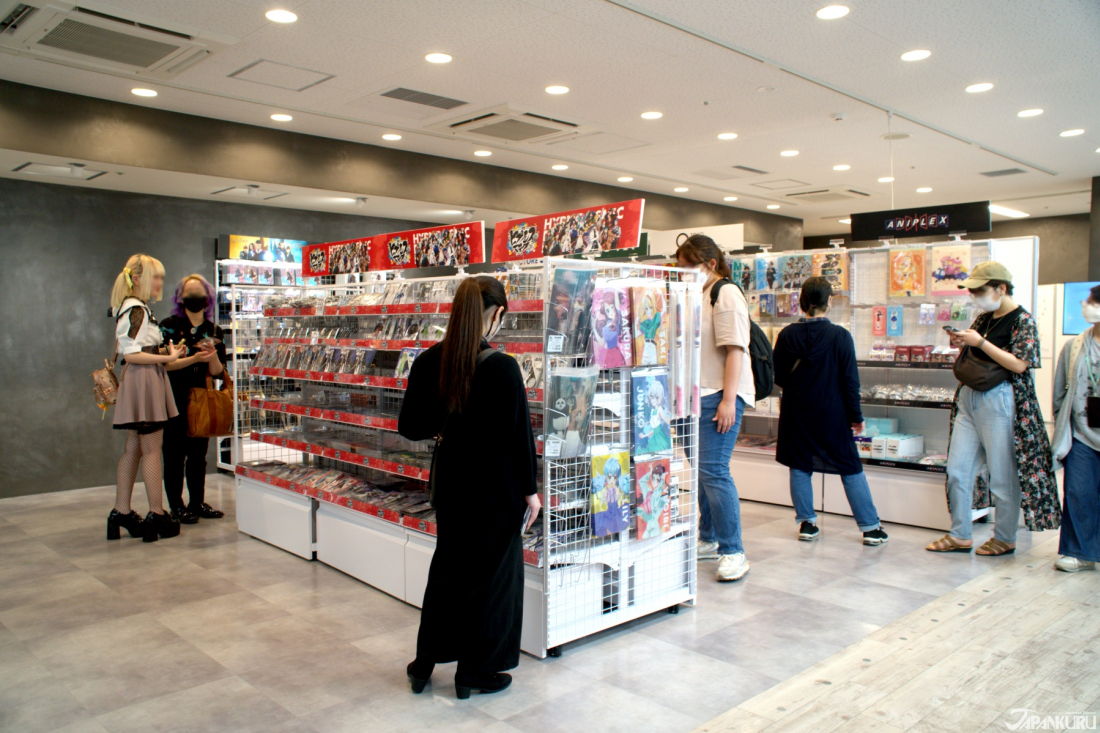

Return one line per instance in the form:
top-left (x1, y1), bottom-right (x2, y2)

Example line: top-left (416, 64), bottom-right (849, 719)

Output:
top-left (0, 475), bottom-right (1057, 733)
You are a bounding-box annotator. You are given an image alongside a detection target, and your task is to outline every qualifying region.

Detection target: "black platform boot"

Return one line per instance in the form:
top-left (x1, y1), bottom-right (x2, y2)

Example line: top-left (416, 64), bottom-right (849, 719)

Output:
top-left (455, 671), bottom-right (512, 700)
top-left (407, 660), bottom-right (433, 694)
top-left (107, 510), bottom-right (146, 540)
top-left (143, 511), bottom-right (181, 543)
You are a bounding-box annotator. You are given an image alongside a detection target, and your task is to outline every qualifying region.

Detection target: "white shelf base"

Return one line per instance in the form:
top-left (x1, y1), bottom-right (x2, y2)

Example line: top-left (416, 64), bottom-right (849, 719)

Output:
top-left (235, 477), bottom-right (315, 559)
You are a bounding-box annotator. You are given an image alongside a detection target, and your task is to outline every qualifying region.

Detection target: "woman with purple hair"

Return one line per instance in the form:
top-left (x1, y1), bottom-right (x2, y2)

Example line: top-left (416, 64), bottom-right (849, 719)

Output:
top-left (159, 274), bottom-right (227, 524)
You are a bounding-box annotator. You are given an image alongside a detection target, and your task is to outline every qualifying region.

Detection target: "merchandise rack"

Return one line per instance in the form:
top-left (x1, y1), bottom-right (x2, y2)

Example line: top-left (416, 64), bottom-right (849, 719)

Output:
top-left (231, 261), bottom-right (703, 658)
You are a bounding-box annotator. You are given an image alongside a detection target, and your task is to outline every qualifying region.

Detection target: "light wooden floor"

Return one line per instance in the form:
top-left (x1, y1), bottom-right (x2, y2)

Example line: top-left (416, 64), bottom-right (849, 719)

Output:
top-left (693, 533), bottom-right (1100, 733)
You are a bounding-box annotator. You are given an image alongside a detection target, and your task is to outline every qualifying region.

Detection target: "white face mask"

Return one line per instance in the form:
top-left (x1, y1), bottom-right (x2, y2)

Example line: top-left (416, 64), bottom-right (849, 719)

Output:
top-left (1083, 302), bottom-right (1100, 324)
top-left (485, 308), bottom-right (502, 340)
top-left (971, 291), bottom-right (1002, 313)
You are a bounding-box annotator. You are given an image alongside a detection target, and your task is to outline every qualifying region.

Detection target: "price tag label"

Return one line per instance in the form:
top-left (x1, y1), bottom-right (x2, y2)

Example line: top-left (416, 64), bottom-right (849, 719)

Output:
top-left (381, 306), bottom-right (388, 314)
top-left (397, 379), bottom-right (405, 388)
top-left (545, 438), bottom-right (563, 457)
top-left (279, 404), bottom-right (287, 412)
top-left (418, 520), bottom-right (427, 532)
top-left (294, 308), bottom-right (301, 316)
top-left (397, 465), bottom-right (405, 474)
top-left (414, 303), bottom-right (422, 313)
top-left (381, 341), bottom-right (388, 349)
top-left (547, 334), bottom-right (564, 353)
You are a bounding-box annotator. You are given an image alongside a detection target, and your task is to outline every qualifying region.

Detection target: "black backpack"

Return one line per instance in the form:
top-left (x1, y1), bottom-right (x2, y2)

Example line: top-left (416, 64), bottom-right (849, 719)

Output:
top-left (710, 279), bottom-right (774, 402)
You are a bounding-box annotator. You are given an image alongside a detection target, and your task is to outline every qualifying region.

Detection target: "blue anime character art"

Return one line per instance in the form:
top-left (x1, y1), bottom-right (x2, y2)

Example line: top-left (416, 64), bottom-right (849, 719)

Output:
top-left (633, 369), bottom-right (672, 455)
top-left (591, 450), bottom-right (632, 537)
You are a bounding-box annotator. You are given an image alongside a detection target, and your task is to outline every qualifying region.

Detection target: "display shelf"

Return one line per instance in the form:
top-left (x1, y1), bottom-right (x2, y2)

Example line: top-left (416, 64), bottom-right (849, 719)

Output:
top-left (733, 445), bottom-right (777, 457)
top-left (248, 366), bottom-right (544, 402)
top-left (249, 399), bottom-right (400, 431)
top-left (856, 360), bottom-right (956, 370)
top-left (260, 299), bottom-right (544, 318)
top-left (250, 431), bottom-right (429, 481)
top-left (861, 457), bottom-right (946, 474)
top-left (860, 398), bottom-right (953, 411)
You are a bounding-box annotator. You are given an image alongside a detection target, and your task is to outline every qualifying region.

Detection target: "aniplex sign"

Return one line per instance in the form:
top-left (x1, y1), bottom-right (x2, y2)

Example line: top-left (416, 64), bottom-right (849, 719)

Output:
top-left (850, 201), bottom-right (991, 241)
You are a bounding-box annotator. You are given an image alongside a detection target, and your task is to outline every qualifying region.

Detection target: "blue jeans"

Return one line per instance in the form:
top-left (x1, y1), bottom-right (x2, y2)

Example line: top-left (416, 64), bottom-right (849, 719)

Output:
top-left (789, 469), bottom-right (881, 532)
top-left (1060, 439), bottom-right (1100, 562)
top-left (945, 382), bottom-right (1021, 543)
top-left (696, 391), bottom-right (744, 555)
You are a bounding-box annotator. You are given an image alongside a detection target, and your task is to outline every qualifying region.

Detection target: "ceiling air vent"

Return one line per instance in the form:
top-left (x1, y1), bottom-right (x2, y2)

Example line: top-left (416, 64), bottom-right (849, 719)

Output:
top-left (1, 4), bottom-right (37, 34)
top-left (427, 103), bottom-right (593, 145)
top-left (733, 165), bottom-right (769, 175)
top-left (784, 187), bottom-right (871, 203)
top-left (980, 168), bottom-right (1027, 177)
top-left (381, 87), bottom-right (467, 111)
top-left (38, 18), bottom-right (180, 67)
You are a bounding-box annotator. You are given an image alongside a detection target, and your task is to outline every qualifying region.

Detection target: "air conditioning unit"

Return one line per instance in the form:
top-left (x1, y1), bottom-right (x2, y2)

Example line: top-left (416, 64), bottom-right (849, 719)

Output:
top-left (425, 103), bottom-right (594, 145)
top-left (0, 1), bottom-right (234, 78)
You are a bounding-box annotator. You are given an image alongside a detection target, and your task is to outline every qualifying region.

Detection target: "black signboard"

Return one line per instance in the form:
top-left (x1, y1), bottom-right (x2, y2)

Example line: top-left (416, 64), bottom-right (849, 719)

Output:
top-left (850, 201), bottom-right (990, 241)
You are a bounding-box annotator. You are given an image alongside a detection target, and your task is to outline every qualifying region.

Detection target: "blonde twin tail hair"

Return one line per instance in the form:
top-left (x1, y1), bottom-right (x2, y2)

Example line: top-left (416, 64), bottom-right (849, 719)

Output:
top-left (110, 254), bottom-right (166, 312)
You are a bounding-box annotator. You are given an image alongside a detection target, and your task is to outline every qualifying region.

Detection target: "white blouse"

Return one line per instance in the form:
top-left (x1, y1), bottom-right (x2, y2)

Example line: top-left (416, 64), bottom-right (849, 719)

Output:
top-left (115, 297), bottom-right (163, 355)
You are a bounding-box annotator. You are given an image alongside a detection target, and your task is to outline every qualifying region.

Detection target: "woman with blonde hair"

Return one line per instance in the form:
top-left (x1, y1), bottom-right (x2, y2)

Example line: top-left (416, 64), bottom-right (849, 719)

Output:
top-left (108, 254), bottom-right (185, 543)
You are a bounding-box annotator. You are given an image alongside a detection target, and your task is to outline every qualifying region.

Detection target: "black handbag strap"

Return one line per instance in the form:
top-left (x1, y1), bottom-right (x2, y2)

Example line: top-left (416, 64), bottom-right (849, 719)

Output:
top-left (437, 347), bottom-right (495, 441)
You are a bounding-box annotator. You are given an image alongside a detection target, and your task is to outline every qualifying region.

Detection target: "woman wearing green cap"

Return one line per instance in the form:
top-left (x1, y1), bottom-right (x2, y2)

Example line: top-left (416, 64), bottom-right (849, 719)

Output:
top-left (926, 260), bottom-right (1059, 556)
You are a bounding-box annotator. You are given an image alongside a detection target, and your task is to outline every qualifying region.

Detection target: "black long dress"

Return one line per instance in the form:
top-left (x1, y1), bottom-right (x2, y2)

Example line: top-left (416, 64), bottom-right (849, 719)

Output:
top-left (398, 342), bottom-right (537, 673)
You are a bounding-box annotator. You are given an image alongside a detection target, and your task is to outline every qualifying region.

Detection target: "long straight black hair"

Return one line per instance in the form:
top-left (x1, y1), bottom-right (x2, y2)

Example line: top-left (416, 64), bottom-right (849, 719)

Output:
top-left (439, 276), bottom-right (508, 413)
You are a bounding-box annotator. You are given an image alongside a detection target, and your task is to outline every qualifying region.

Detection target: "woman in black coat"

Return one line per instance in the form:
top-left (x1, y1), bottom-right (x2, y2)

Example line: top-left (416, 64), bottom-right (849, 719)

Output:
top-left (399, 276), bottom-right (540, 700)
top-left (773, 277), bottom-right (888, 546)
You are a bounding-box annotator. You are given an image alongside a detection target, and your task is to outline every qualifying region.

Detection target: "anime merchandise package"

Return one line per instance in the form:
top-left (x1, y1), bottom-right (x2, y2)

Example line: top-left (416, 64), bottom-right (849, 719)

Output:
top-left (635, 457), bottom-right (671, 539)
top-left (779, 254), bottom-right (812, 290)
top-left (930, 245), bottom-right (971, 296)
top-left (730, 257), bottom-right (756, 294)
top-left (590, 450), bottom-right (632, 538)
top-left (517, 353), bottom-right (544, 389)
top-left (668, 282), bottom-right (689, 419)
top-left (545, 366), bottom-right (599, 459)
top-left (747, 293), bottom-right (761, 319)
top-left (776, 292), bottom-right (791, 318)
top-left (889, 249), bottom-right (927, 297)
top-left (812, 251), bottom-right (849, 291)
top-left (688, 287), bottom-right (702, 417)
top-left (631, 284), bottom-right (669, 366)
top-left (546, 265), bottom-right (597, 355)
top-left (759, 293), bottom-right (775, 317)
top-left (756, 256), bottom-right (778, 291)
top-left (590, 283), bottom-right (634, 368)
top-left (632, 368), bottom-right (673, 456)
top-left (919, 303), bottom-right (936, 325)
top-left (886, 305), bottom-right (903, 337)
top-left (872, 306), bottom-right (887, 336)
top-left (789, 292), bottom-right (801, 318)
top-left (394, 348), bottom-right (421, 379)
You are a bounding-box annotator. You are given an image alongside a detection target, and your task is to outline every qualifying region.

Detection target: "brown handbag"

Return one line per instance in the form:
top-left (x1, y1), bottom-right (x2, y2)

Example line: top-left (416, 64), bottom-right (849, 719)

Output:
top-left (187, 372), bottom-right (235, 437)
top-left (92, 343), bottom-right (119, 417)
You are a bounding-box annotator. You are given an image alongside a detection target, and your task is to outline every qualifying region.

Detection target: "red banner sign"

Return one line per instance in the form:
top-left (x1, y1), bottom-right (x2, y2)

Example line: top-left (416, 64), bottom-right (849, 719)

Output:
top-left (302, 222), bottom-right (485, 276)
top-left (491, 199), bottom-right (644, 263)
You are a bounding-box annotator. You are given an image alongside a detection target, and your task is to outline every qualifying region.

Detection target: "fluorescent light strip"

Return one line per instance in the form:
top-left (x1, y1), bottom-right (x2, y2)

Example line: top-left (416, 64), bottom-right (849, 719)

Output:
top-left (989, 204), bottom-right (1029, 218)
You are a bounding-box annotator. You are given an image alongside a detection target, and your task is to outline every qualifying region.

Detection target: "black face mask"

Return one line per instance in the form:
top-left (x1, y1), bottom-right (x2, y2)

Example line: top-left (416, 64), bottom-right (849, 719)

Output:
top-left (182, 295), bottom-right (208, 313)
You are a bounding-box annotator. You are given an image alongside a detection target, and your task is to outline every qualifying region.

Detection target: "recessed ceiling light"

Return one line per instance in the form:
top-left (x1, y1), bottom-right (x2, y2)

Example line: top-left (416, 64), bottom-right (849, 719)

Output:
top-left (270, 113), bottom-right (292, 122)
top-left (131, 88), bottom-right (157, 97)
top-left (717, 132), bottom-right (738, 140)
top-left (1060, 129), bottom-right (1085, 137)
top-left (440, 210), bottom-right (463, 215)
top-left (382, 133), bottom-right (402, 141)
top-left (640, 111), bottom-right (663, 120)
top-left (552, 164), bottom-right (568, 170)
top-left (674, 187), bottom-right (689, 192)
top-left (965, 83), bottom-right (993, 93)
top-left (1017, 108), bottom-right (1044, 117)
top-left (767, 204), bottom-right (780, 209)
top-left (881, 132), bottom-right (911, 141)
top-left (816, 5), bottom-right (849, 19)
top-left (333, 197), bottom-right (355, 203)
top-left (916, 187), bottom-right (933, 193)
top-left (473, 150), bottom-right (492, 157)
top-left (265, 9), bottom-right (297, 23)
top-left (833, 164), bottom-right (851, 171)
top-left (757, 86), bottom-right (776, 93)
top-left (989, 204), bottom-right (1029, 219)
top-left (877, 176), bottom-right (895, 183)
top-left (839, 218), bottom-right (852, 224)
top-left (617, 176), bottom-right (633, 182)
top-left (425, 53), bottom-right (452, 64)
top-left (545, 85), bottom-right (569, 95)
top-left (1096, 148), bottom-right (1100, 153)
top-left (723, 196), bottom-right (738, 202)
top-left (780, 150), bottom-right (799, 157)
top-left (901, 49), bottom-right (931, 61)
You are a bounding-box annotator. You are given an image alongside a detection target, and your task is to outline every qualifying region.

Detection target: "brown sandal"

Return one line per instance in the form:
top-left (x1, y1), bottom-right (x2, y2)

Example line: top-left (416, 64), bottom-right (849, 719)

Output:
top-left (926, 535), bottom-right (973, 553)
top-left (976, 538), bottom-right (1016, 556)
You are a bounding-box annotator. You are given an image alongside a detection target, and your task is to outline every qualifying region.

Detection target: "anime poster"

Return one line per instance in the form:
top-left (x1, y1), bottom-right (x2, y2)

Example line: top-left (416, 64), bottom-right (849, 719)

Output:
top-left (590, 284), bottom-right (633, 368)
top-left (756, 257), bottom-right (778, 291)
top-left (228, 235), bottom-right (305, 263)
top-left (759, 293), bottom-right (775, 317)
top-left (730, 257), bottom-right (755, 293)
top-left (413, 226), bottom-right (474, 268)
top-left (886, 305), bottom-right (903, 336)
top-left (748, 293), bottom-right (761, 319)
top-left (789, 292), bottom-right (801, 318)
top-left (776, 293), bottom-right (790, 318)
top-left (778, 254), bottom-right (812, 290)
top-left (812, 251), bottom-right (849, 291)
top-left (546, 266), bottom-right (597, 355)
top-left (591, 450), bottom-right (632, 538)
top-left (491, 199), bottom-right (644, 262)
top-left (888, 249), bottom-right (926, 297)
top-left (632, 369), bottom-right (672, 456)
top-left (872, 306), bottom-right (887, 336)
top-left (930, 245), bottom-right (971, 296)
top-left (328, 238), bottom-right (371, 275)
top-left (302, 224), bottom-right (484, 276)
top-left (631, 285), bottom-right (669, 365)
top-left (394, 348), bottom-right (422, 379)
top-left (546, 367), bottom-right (598, 459)
top-left (919, 303), bottom-right (936, 325)
top-left (635, 457), bottom-right (671, 539)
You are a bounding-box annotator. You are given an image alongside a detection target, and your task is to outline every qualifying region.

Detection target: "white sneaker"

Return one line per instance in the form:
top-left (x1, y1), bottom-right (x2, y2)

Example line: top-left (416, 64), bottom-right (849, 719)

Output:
top-left (698, 540), bottom-right (719, 560)
top-left (1054, 556), bottom-right (1096, 573)
top-left (716, 552), bottom-right (750, 582)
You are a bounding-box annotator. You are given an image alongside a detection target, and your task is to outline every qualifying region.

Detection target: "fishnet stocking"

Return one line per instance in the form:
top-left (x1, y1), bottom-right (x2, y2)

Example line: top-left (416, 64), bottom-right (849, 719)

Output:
top-left (114, 429), bottom-right (166, 514)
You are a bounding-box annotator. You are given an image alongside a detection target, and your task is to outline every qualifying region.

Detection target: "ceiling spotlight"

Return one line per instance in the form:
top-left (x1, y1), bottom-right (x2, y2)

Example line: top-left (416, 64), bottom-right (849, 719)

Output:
top-left (989, 204), bottom-right (1028, 218)
top-left (474, 150), bottom-right (492, 157)
top-left (246, 184), bottom-right (261, 197)
top-left (767, 204), bottom-right (780, 209)
top-left (464, 210), bottom-right (475, 221)
top-left (839, 218), bottom-right (852, 224)
top-left (545, 85), bottom-right (569, 95)
top-left (965, 83), bottom-right (993, 93)
top-left (757, 86), bottom-right (776, 93)
top-left (270, 113), bottom-right (292, 122)
top-left (780, 150), bottom-right (799, 157)
top-left (916, 187), bottom-right (933, 193)
top-left (833, 164), bottom-right (851, 171)
top-left (724, 196), bottom-right (738, 202)
top-left (69, 163), bottom-right (85, 177)
top-left (816, 5), bottom-right (849, 19)
top-left (1060, 129), bottom-right (1085, 137)
top-left (617, 176), bottom-right (633, 182)
top-left (877, 176), bottom-right (895, 183)
top-left (265, 9), bottom-right (297, 23)
top-left (131, 88), bottom-right (157, 97)
top-left (674, 187), bottom-right (689, 192)
top-left (717, 132), bottom-right (738, 140)
top-left (552, 164), bottom-right (569, 170)
top-left (1017, 109), bottom-right (1044, 117)
top-left (382, 133), bottom-right (402, 141)
top-left (640, 111), bottom-right (663, 120)
top-left (355, 197), bottom-right (367, 208)
top-left (901, 49), bottom-right (931, 61)
top-left (425, 53), bottom-right (452, 64)
top-left (881, 132), bottom-right (911, 140)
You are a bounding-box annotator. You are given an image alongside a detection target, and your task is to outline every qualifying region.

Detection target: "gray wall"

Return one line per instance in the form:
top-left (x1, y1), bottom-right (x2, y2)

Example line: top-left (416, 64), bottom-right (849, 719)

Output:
top-left (0, 178), bottom-right (430, 498)
top-left (803, 214), bottom-right (1091, 285)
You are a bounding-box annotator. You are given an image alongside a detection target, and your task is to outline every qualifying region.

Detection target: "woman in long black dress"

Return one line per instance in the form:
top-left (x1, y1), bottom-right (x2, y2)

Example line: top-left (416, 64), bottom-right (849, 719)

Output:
top-left (399, 276), bottom-right (540, 699)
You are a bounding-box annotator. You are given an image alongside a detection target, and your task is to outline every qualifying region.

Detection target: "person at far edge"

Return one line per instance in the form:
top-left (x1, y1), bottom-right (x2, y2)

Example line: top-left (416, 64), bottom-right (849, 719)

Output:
top-left (1049, 284), bottom-right (1100, 572)
top-left (399, 276), bottom-right (540, 700)
top-left (675, 234), bottom-right (753, 582)
top-left (927, 261), bottom-right (1058, 555)
top-left (774, 277), bottom-right (888, 546)
top-left (160, 274), bottom-right (227, 524)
